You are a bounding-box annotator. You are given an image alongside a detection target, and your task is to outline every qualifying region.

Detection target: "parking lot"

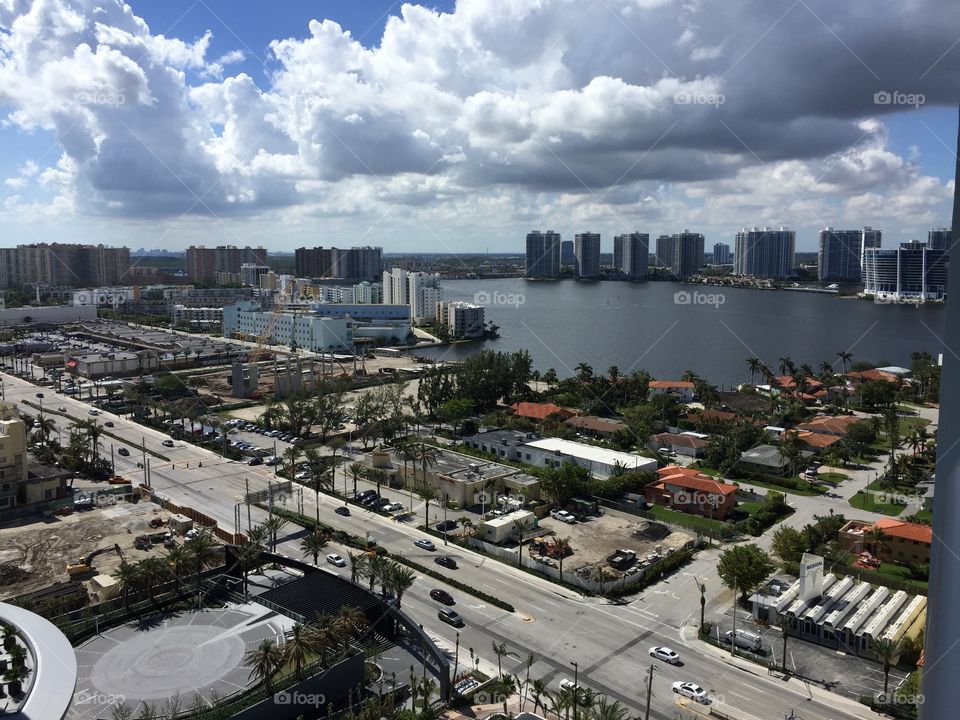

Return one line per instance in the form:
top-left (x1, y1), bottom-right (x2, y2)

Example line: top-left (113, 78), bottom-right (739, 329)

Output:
top-left (535, 507), bottom-right (694, 576)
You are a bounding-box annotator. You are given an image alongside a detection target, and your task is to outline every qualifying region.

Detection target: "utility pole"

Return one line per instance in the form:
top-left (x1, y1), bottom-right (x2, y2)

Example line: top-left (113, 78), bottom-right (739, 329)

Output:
top-left (110, 444), bottom-right (115, 477)
top-left (731, 581), bottom-right (738, 656)
top-left (643, 663), bottom-right (655, 720)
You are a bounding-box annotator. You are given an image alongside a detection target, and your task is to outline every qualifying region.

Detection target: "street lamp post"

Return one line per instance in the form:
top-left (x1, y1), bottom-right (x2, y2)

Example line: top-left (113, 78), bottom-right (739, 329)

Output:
top-left (571, 661), bottom-right (579, 720)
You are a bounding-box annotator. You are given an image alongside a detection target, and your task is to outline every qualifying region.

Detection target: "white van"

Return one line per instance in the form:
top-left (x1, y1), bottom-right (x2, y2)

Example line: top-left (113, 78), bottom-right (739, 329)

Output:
top-left (724, 629), bottom-right (763, 651)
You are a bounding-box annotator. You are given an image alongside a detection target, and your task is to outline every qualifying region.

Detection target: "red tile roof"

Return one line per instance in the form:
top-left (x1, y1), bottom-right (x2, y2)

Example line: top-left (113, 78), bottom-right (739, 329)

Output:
top-left (796, 415), bottom-right (862, 436)
top-left (510, 402), bottom-right (576, 420)
top-left (650, 380), bottom-right (695, 389)
top-left (684, 410), bottom-right (737, 423)
top-left (650, 432), bottom-right (708, 449)
top-left (771, 375), bottom-right (824, 390)
top-left (875, 518), bottom-right (933, 545)
top-left (795, 431), bottom-right (841, 449)
top-left (654, 465), bottom-right (738, 496)
top-left (847, 369), bottom-right (900, 383)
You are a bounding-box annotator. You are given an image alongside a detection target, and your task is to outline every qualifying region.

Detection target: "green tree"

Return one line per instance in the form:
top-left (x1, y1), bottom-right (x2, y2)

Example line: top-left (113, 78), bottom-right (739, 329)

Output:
top-left (717, 544), bottom-right (774, 600)
top-left (244, 638), bottom-right (283, 693)
top-left (439, 397), bottom-right (474, 440)
top-left (300, 531), bottom-right (328, 565)
top-left (771, 526), bottom-right (807, 565)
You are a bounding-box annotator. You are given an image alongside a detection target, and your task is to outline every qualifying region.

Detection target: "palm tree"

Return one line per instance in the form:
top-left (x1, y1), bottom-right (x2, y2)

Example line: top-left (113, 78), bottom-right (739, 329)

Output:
top-left (166, 545), bottom-right (193, 589)
top-left (865, 526), bottom-right (890, 559)
top-left (591, 566), bottom-right (612, 595)
top-left (530, 678), bottom-right (547, 715)
top-left (262, 515), bottom-right (288, 553)
top-left (819, 360), bottom-right (834, 380)
top-left (512, 516), bottom-right (528, 567)
top-left (303, 446), bottom-right (331, 524)
top-left (113, 563), bottom-right (140, 611)
top-left (136, 557), bottom-right (170, 601)
top-left (34, 413), bottom-right (56, 450)
top-left (492, 641), bottom-right (508, 678)
top-left (283, 623), bottom-right (318, 681)
top-left (233, 539), bottom-right (262, 594)
top-left (335, 605), bottom-right (369, 643)
top-left (837, 350), bottom-right (853, 374)
top-left (311, 614), bottom-right (344, 668)
top-left (300, 531), bottom-right (328, 565)
top-left (386, 562), bottom-right (417, 608)
top-left (347, 551), bottom-right (368, 584)
top-left (746, 357), bottom-right (762, 384)
top-left (187, 531), bottom-right (220, 590)
top-left (874, 636), bottom-right (903, 695)
top-left (244, 638), bottom-right (283, 693)
top-left (591, 696), bottom-right (629, 720)
top-left (282, 445), bottom-right (300, 480)
top-left (575, 363), bottom-right (593, 384)
top-left (553, 536), bottom-right (572, 582)
top-left (419, 444), bottom-right (438, 480)
top-left (420, 485), bottom-right (438, 528)
top-left (348, 462), bottom-right (367, 497)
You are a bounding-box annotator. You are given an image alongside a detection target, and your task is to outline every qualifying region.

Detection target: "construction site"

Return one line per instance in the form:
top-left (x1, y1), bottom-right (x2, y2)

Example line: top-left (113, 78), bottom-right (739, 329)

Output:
top-left (0, 498), bottom-right (204, 607)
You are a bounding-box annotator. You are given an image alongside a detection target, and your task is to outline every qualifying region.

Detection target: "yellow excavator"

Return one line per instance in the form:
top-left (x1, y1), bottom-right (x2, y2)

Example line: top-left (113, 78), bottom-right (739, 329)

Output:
top-left (66, 543), bottom-right (125, 576)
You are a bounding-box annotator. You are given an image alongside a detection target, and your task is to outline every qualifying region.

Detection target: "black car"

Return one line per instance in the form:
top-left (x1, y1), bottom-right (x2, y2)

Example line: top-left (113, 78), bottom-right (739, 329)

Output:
top-left (361, 494), bottom-right (380, 506)
top-left (247, 457), bottom-right (264, 466)
top-left (335, 506), bottom-right (351, 516)
top-left (104, 421), bottom-right (115, 427)
top-left (376, 497), bottom-right (392, 507)
top-left (438, 608), bottom-right (464, 627)
top-left (435, 519), bottom-right (459, 532)
top-left (117, 447), bottom-right (130, 457)
top-left (435, 556), bottom-right (458, 569)
top-left (430, 588), bottom-right (455, 605)
top-left (356, 489), bottom-right (375, 500)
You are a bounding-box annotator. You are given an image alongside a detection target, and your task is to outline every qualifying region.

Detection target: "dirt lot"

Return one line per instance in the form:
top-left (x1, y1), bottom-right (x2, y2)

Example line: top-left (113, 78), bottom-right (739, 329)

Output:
top-left (536, 509), bottom-right (694, 577)
top-left (0, 499), bottom-right (173, 601)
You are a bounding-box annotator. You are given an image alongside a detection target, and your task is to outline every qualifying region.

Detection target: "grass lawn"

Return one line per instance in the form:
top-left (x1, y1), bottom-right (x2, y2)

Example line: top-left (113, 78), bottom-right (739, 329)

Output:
top-left (817, 471), bottom-right (849, 485)
top-left (898, 416), bottom-right (931, 435)
top-left (647, 504), bottom-right (730, 533)
top-left (848, 562), bottom-right (928, 591)
top-left (734, 476), bottom-right (826, 497)
top-left (905, 509), bottom-right (933, 524)
top-left (848, 491), bottom-right (906, 516)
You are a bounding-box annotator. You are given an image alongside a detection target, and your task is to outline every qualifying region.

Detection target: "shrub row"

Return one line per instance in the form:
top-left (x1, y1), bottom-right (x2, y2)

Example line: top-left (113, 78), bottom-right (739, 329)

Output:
top-left (606, 547), bottom-right (695, 597)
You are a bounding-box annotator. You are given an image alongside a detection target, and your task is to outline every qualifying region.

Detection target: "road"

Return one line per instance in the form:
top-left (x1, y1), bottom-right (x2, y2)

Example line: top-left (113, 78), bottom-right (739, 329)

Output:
top-left (4, 372), bottom-right (884, 720)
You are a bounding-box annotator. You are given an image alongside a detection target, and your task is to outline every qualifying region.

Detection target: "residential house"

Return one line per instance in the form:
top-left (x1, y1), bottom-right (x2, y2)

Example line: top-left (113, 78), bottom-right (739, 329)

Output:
top-left (739, 444), bottom-right (812, 476)
top-left (509, 402), bottom-right (577, 422)
top-left (564, 415), bottom-right (627, 439)
top-left (795, 415), bottom-right (863, 437)
top-left (647, 432), bottom-right (708, 458)
top-left (839, 518), bottom-right (932, 566)
top-left (521, 437), bottom-right (658, 479)
top-left (648, 380), bottom-right (695, 402)
top-left (770, 375), bottom-right (828, 404)
top-left (644, 465), bottom-right (738, 520)
top-left (795, 431), bottom-right (841, 454)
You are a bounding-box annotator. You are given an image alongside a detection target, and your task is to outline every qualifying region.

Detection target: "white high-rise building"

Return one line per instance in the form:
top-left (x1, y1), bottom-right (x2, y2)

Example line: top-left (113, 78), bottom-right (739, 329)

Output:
top-left (382, 268), bottom-right (443, 323)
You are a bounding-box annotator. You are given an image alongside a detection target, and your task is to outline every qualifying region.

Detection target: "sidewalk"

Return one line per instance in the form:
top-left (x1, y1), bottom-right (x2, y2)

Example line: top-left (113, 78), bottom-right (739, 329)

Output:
top-left (680, 624), bottom-right (885, 720)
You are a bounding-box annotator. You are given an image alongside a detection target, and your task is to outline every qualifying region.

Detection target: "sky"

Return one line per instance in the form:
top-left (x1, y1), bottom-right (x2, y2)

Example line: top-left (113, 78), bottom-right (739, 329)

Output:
top-left (0, 0), bottom-right (956, 254)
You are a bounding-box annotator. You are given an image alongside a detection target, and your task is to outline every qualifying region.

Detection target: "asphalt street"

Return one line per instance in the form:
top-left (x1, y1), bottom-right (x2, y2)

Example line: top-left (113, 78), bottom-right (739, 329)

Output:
top-left (4, 372), bottom-right (887, 720)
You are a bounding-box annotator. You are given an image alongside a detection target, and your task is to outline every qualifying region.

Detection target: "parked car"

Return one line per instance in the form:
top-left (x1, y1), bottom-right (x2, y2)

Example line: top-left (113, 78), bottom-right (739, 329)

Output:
top-left (162, 439), bottom-right (175, 447)
top-left (326, 553), bottom-right (347, 567)
top-left (435, 556), bottom-right (458, 569)
top-left (551, 509), bottom-right (576, 524)
top-left (248, 457), bottom-right (264, 466)
top-left (88, 409), bottom-right (100, 415)
top-left (383, 502), bottom-right (404, 512)
top-left (437, 608), bottom-right (464, 627)
top-left (57, 406), bottom-right (66, 412)
top-left (414, 538), bottom-right (436, 551)
top-left (430, 588), bottom-right (455, 605)
top-left (335, 506), bottom-right (351, 517)
top-left (649, 646), bottom-right (680, 664)
top-left (723, 630), bottom-right (763, 652)
top-left (671, 682), bottom-right (709, 704)
top-left (117, 447), bottom-right (130, 457)
top-left (104, 421), bottom-right (114, 427)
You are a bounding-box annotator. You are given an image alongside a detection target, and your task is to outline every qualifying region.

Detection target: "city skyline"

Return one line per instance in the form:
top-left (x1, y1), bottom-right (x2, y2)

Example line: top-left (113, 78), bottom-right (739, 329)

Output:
top-left (0, 1), bottom-right (956, 253)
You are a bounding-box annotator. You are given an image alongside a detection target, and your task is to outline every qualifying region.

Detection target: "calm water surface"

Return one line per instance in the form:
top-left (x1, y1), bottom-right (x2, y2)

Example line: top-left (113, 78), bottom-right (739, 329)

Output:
top-left (415, 279), bottom-right (947, 385)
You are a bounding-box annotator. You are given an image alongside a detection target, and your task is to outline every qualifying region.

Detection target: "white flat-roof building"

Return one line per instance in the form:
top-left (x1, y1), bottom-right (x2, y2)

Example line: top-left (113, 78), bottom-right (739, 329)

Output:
top-left (481, 509), bottom-right (536, 544)
top-left (522, 437), bottom-right (658, 479)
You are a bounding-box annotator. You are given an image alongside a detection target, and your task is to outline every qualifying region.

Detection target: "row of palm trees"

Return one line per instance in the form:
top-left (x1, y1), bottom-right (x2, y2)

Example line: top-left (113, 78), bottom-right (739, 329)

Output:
top-left (112, 531), bottom-right (221, 610)
top-left (488, 642), bottom-right (631, 720)
top-left (26, 411), bottom-right (110, 473)
top-left (346, 552), bottom-right (417, 607)
top-left (244, 607), bottom-right (371, 693)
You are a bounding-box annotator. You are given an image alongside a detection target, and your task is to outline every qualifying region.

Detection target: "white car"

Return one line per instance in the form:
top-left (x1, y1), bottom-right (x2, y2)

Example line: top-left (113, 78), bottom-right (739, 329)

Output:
top-left (383, 502), bottom-right (404, 512)
top-left (326, 553), bottom-right (346, 567)
top-left (649, 646), bottom-right (680, 664)
top-left (558, 679), bottom-right (576, 692)
top-left (88, 409), bottom-right (100, 415)
top-left (671, 682), bottom-right (709, 704)
top-left (550, 509), bottom-right (576, 524)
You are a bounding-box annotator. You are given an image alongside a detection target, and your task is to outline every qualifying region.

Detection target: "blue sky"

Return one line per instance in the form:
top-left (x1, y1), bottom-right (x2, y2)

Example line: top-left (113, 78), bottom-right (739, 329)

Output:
top-left (0, 0), bottom-right (955, 252)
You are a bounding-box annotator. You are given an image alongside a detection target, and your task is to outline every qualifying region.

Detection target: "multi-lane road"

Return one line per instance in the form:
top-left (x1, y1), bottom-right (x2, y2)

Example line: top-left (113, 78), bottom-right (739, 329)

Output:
top-left (4, 371), bottom-right (883, 720)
